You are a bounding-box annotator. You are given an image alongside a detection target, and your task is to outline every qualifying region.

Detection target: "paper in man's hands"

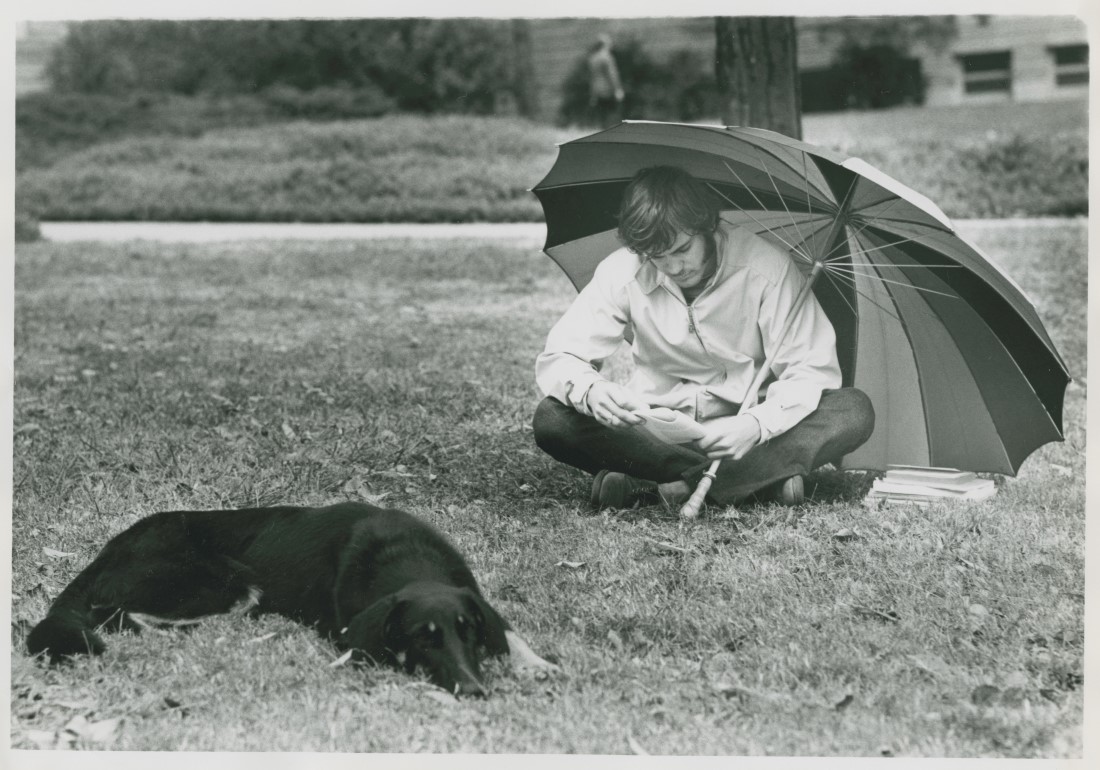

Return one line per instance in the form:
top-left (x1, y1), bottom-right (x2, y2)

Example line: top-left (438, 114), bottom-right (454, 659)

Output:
top-left (632, 407), bottom-right (706, 444)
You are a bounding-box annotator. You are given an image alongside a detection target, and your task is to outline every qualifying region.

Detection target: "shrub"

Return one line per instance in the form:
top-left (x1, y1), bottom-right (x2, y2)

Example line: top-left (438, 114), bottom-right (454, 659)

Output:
top-left (16, 90), bottom-right (393, 172)
top-left (15, 209), bottom-right (41, 242)
top-left (257, 85), bottom-right (393, 121)
top-left (16, 115), bottom-right (564, 223)
top-left (828, 44), bottom-right (926, 110)
top-left (45, 19), bottom-right (517, 116)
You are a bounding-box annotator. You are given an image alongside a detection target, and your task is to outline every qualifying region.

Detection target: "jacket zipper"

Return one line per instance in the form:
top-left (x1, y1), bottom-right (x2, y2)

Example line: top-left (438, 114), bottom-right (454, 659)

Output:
top-left (662, 283), bottom-right (712, 354)
top-left (686, 304), bottom-right (708, 352)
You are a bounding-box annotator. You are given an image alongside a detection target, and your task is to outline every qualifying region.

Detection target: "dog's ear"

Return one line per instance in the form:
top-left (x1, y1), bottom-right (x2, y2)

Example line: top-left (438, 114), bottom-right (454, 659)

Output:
top-left (462, 589), bottom-right (509, 657)
top-left (343, 595), bottom-right (405, 664)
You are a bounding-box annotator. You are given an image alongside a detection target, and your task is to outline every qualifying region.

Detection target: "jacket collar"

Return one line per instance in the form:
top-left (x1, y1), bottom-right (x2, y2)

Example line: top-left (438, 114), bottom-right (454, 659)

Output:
top-left (633, 224), bottom-right (734, 296)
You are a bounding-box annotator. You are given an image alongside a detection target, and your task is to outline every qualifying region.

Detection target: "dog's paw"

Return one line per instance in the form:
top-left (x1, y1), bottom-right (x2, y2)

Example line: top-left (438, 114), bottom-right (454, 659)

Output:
top-left (513, 653), bottom-right (563, 680)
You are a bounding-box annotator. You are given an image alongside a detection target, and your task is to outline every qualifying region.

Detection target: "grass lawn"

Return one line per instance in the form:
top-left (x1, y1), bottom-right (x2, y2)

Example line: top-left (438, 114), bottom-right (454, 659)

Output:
top-left (10, 221), bottom-right (1086, 756)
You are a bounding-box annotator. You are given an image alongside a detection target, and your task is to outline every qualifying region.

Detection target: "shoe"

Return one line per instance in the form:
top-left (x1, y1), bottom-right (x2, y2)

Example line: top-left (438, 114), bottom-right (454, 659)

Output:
top-left (776, 475), bottom-right (805, 506)
top-left (591, 470), bottom-right (657, 510)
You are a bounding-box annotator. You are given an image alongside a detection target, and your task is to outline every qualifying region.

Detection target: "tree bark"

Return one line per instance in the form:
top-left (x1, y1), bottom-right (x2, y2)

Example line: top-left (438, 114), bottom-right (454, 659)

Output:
top-left (715, 17), bottom-right (802, 139)
top-left (510, 19), bottom-right (537, 118)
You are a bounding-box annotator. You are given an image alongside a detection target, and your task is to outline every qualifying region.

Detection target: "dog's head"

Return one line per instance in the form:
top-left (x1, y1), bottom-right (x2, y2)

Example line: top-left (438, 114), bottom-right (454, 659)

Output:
top-left (344, 582), bottom-right (508, 696)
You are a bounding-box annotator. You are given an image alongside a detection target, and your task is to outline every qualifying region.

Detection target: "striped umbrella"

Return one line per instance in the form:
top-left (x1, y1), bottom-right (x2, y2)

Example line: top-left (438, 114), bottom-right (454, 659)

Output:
top-left (532, 120), bottom-right (1068, 477)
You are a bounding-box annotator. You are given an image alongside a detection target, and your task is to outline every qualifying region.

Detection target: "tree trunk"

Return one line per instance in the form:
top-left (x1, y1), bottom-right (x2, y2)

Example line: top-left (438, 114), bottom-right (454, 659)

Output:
top-left (510, 19), bottom-right (537, 118)
top-left (715, 17), bottom-right (802, 139)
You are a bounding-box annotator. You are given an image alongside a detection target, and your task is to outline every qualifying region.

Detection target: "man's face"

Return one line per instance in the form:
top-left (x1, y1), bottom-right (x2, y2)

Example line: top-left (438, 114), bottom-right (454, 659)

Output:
top-left (647, 232), bottom-right (715, 291)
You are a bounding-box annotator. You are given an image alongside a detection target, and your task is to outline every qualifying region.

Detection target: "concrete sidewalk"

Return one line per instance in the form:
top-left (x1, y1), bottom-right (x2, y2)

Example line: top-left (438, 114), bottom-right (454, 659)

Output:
top-left (38, 218), bottom-right (1082, 245)
top-left (39, 221), bottom-right (549, 244)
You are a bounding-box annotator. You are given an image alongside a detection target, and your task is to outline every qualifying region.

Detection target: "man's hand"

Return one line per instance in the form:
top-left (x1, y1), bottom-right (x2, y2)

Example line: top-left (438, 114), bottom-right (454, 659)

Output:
top-left (695, 414), bottom-right (761, 460)
top-left (585, 381), bottom-right (647, 428)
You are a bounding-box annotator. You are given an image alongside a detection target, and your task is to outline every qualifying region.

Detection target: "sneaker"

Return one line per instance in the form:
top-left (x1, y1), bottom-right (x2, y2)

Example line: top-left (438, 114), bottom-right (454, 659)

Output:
top-left (591, 470), bottom-right (658, 510)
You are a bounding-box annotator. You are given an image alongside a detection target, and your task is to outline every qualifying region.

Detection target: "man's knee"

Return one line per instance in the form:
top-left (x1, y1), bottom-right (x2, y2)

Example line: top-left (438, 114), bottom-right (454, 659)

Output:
top-left (821, 387), bottom-right (876, 448)
top-left (532, 397), bottom-right (581, 458)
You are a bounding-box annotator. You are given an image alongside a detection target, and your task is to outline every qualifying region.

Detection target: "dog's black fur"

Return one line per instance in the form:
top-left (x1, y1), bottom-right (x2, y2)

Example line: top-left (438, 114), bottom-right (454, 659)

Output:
top-left (26, 502), bottom-right (521, 695)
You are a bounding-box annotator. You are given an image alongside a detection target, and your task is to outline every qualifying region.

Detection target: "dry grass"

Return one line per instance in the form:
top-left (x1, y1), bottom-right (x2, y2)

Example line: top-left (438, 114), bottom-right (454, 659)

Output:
top-left (10, 221), bottom-right (1086, 756)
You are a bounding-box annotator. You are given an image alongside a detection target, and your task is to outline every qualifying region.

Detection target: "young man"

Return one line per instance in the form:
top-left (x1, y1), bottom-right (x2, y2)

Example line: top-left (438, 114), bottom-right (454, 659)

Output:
top-left (533, 165), bottom-right (875, 510)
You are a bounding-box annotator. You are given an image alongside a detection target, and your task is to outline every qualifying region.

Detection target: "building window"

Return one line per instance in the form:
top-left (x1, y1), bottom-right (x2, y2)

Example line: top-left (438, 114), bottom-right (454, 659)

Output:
top-left (958, 51), bottom-right (1012, 95)
top-left (1051, 44), bottom-right (1088, 86)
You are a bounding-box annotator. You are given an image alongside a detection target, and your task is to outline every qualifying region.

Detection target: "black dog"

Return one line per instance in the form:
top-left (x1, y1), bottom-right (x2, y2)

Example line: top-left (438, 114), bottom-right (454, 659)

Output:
top-left (26, 502), bottom-right (556, 695)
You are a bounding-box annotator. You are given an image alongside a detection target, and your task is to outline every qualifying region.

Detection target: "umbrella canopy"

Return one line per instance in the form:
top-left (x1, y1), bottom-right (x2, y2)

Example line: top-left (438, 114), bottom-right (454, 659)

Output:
top-left (532, 120), bottom-right (1069, 476)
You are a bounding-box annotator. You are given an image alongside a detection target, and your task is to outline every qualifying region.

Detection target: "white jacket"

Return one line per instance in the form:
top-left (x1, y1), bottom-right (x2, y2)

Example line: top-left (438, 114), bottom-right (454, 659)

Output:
top-left (535, 222), bottom-right (842, 442)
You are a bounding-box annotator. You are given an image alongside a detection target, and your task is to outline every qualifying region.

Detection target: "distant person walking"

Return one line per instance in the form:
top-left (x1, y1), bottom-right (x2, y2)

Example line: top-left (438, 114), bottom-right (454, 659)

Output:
top-left (587, 33), bottom-right (625, 127)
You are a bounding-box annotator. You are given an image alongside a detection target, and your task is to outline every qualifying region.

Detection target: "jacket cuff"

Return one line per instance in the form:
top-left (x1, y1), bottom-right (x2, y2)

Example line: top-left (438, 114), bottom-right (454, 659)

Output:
top-left (565, 374), bottom-right (602, 416)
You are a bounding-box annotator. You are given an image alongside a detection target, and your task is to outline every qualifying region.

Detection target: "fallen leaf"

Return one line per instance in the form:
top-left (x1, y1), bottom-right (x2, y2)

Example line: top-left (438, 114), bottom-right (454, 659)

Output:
top-left (26, 730), bottom-right (57, 749)
top-left (643, 537), bottom-right (690, 554)
top-left (555, 560), bottom-right (586, 569)
top-left (852, 605), bottom-right (900, 623)
top-left (968, 603), bottom-right (989, 618)
top-left (43, 547), bottom-right (76, 559)
top-left (281, 422), bottom-right (297, 440)
top-left (81, 717), bottom-right (121, 744)
top-left (833, 528), bottom-right (858, 541)
top-left (607, 629), bottom-right (624, 652)
top-left (329, 650), bottom-right (353, 668)
top-left (1004, 671), bottom-right (1029, 688)
top-left (971, 684), bottom-right (1000, 705)
top-left (627, 733), bottom-right (650, 755)
top-left (62, 715), bottom-right (89, 736)
top-left (1050, 463), bottom-right (1073, 477)
top-left (422, 690), bottom-right (459, 706)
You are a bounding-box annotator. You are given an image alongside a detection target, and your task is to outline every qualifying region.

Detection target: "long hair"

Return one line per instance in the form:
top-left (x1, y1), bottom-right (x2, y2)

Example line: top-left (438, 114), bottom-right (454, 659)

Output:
top-left (616, 166), bottom-right (720, 257)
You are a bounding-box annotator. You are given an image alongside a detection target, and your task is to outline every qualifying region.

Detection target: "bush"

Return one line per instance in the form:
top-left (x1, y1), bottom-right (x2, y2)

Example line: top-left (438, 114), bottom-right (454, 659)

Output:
top-left (16, 115), bottom-right (564, 223)
top-left (857, 131), bottom-right (1088, 218)
top-left (558, 39), bottom-right (719, 126)
top-left (45, 19), bottom-right (516, 116)
top-left (828, 44), bottom-right (926, 110)
top-left (15, 106), bottom-right (1088, 223)
top-left (16, 89), bottom-right (392, 172)
top-left (15, 209), bottom-right (41, 242)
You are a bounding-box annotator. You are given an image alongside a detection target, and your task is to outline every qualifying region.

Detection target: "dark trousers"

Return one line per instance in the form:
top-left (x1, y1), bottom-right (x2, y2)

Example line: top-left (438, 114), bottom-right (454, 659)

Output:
top-left (533, 388), bottom-right (875, 505)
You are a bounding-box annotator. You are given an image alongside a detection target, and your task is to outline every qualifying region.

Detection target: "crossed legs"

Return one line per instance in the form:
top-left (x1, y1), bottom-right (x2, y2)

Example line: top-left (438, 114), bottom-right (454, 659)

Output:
top-left (533, 388), bottom-right (875, 507)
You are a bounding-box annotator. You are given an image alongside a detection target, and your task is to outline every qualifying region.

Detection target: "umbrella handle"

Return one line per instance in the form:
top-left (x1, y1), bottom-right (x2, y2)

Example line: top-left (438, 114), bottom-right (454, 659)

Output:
top-left (679, 462), bottom-right (717, 520)
top-left (679, 262), bottom-right (825, 521)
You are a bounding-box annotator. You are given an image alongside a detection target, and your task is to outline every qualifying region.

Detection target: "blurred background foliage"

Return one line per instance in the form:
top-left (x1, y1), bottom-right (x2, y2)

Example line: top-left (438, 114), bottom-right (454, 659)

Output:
top-left (14, 18), bottom-right (1088, 237)
top-left (45, 19), bottom-right (513, 113)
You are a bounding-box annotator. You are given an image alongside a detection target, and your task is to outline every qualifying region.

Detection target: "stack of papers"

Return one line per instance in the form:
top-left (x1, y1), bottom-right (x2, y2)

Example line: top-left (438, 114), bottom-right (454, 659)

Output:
top-left (866, 465), bottom-right (996, 506)
top-left (632, 407), bottom-right (706, 444)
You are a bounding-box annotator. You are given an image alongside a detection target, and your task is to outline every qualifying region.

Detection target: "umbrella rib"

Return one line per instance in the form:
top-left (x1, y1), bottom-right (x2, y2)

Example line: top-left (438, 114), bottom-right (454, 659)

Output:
top-left (820, 266), bottom-right (861, 320)
top-left (825, 264), bottom-right (960, 300)
top-left (802, 151), bottom-right (820, 263)
top-left (822, 233), bottom-right (934, 264)
top-left (758, 155), bottom-right (814, 262)
top-left (719, 160), bottom-right (824, 262)
top-left (711, 186), bottom-right (815, 265)
top-left (849, 261), bottom-right (967, 269)
top-left (818, 261), bottom-right (902, 319)
top-left (821, 264), bottom-right (904, 324)
top-left (820, 231), bottom-right (969, 270)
